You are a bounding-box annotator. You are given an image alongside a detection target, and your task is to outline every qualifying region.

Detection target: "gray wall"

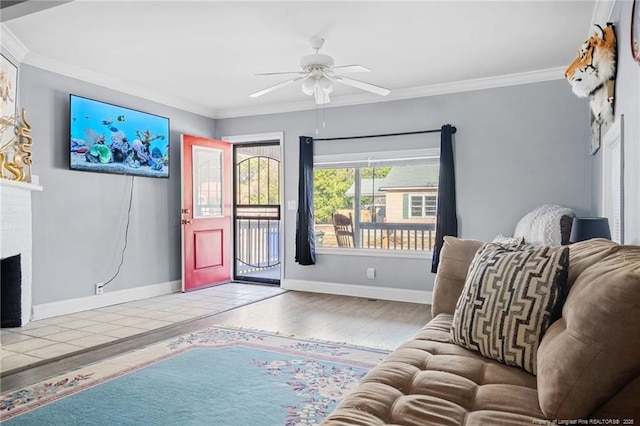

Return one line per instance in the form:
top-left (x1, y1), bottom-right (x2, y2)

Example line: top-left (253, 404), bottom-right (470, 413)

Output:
top-left (19, 65), bottom-right (216, 305)
top-left (592, 2), bottom-right (640, 244)
top-left (217, 80), bottom-right (591, 293)
top-left (9, 59), bottom-right (594, 302)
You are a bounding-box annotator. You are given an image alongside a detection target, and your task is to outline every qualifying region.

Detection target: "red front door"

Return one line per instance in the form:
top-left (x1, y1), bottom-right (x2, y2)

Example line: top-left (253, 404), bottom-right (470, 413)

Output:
top-left (181, 134), bottom-right (232, 291)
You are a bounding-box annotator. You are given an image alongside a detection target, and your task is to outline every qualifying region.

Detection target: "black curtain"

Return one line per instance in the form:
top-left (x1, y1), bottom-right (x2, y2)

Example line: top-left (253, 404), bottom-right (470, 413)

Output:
top-left (431, 124), bottom-right (458, 273)
top-left (295, 136), bottom-right (316, 265)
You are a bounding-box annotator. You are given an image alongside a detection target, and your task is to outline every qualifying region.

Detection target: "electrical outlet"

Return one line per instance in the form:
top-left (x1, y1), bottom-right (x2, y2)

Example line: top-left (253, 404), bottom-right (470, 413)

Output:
top-left (95, 283), bottom-right (104, 295)
top-left (366, 267), bottom-right (376, 280)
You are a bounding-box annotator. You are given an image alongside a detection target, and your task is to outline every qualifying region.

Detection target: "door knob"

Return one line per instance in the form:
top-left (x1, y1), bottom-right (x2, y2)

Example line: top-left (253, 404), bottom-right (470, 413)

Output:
top-left (181, 219), bottom-right (192, 225)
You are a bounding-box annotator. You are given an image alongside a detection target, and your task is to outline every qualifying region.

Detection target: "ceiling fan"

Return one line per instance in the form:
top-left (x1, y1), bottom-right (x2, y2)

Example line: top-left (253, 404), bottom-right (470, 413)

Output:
top-left (249, 37), bottom-right (391, 105)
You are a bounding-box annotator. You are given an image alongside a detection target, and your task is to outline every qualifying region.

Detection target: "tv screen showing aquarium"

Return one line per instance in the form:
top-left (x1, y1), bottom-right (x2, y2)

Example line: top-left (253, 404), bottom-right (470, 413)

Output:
top-left (70, 94), bottom-right (170, 178)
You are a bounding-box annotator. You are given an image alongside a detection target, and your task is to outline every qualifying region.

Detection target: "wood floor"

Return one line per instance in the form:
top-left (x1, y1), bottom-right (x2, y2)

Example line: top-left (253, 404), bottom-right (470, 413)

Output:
top-left (1, 290), bottom-right (432, 393)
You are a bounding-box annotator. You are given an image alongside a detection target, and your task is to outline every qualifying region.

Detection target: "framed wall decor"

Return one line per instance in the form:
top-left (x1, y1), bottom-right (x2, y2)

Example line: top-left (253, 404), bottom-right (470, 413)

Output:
top-left (1, 53), bottom-right (18, 118)
top-left (1, 53), bottom-right (19, 170)
top-left (633, 0), bottom-right (640, 63)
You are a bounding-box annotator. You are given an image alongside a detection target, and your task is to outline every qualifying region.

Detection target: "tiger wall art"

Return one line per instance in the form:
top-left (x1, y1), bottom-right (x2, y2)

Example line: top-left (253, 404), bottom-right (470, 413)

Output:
top-left (565, 23), bottom-right (617, 151)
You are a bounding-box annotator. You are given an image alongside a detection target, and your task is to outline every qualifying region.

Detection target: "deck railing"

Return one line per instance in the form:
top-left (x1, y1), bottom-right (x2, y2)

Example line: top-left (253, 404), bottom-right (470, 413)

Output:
top-left (235, 221), bottom-right (435, 273)
top-left (315, 222), bottom-right (436, 251)
top-left (236, 219), bottom-right (280, 275)
top-left (358, 222), bottom-right (436, 251)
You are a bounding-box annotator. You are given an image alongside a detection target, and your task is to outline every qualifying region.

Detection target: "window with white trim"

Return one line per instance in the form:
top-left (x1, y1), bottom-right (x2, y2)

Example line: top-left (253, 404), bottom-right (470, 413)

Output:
top-left (313, 148), bottom-right (440, 253)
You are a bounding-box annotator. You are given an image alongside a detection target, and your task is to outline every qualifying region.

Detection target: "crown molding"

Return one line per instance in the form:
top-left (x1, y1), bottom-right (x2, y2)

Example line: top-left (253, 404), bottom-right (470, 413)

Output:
top-left (215, 67), bottom-right (566, 119)
top-left (0, 24), bottom-right (28, 62)
top-left (19, 51), bottom-right (217, 118)
top-left (590, 0), bottom-right (616, 30)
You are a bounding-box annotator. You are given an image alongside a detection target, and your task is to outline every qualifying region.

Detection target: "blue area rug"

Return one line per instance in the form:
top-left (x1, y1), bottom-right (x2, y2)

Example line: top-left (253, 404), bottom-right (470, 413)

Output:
top-left (0, 327), bottom-right (388, 425)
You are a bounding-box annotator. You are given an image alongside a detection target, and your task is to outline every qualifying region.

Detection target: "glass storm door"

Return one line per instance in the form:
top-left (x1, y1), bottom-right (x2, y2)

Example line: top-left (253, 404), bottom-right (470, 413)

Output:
top-left (181, 134), bottom-right (232, 291)
top-left (234, 144), bottom-right (281, 284)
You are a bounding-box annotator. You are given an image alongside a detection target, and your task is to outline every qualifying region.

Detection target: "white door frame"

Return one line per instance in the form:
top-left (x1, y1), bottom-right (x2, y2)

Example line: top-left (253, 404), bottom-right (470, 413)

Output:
top-left (221, 132), bottom-right (285, 283)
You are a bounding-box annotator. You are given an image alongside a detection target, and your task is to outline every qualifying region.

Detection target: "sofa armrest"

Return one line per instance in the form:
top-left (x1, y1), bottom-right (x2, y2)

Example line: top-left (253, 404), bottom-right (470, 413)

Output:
top-left (431, 236), bottom-right (483, 317)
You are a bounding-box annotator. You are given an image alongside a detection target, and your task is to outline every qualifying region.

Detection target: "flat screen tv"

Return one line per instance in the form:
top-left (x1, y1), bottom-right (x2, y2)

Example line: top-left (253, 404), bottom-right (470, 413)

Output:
top-left (70, 94), bottom-right (170, 178)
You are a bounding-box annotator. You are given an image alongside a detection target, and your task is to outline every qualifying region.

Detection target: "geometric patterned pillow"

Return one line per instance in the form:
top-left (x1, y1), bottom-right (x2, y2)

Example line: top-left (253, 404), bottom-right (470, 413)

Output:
top-left (450, 243), bottom-right (569, 375)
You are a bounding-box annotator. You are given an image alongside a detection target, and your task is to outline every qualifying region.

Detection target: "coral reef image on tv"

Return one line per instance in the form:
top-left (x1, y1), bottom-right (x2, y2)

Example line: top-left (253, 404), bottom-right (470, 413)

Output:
top-left (70, 95), bottom-right (170, 178)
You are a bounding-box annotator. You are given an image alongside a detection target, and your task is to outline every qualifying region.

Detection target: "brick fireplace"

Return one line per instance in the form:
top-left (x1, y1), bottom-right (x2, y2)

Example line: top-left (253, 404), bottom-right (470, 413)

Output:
top-left (0, 178), bottom-right (42, 327)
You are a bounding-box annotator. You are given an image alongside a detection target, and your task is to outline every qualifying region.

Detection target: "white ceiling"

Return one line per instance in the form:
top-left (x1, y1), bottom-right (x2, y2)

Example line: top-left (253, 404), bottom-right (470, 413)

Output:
top-left (1, 1), bottom-right (603, 119)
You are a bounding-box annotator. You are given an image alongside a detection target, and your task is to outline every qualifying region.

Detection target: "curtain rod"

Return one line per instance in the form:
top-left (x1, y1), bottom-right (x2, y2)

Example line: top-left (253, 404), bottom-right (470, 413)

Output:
top-left (313, 126), bottom-right (456, 142)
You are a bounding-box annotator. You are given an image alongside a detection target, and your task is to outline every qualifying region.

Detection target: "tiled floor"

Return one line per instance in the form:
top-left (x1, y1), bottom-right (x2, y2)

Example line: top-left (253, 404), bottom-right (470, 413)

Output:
top-left (0, 283), bottom-right (285, 375)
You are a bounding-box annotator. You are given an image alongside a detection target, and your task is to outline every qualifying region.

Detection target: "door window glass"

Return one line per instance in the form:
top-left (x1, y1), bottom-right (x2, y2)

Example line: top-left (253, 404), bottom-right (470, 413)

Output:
top-left (193, 146), bottom-right (223, 218)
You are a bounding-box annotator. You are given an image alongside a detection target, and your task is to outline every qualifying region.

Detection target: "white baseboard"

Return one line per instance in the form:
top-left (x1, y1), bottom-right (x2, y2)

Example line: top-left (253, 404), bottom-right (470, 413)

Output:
top-left (31, 280), bottom-right (182, 321)
top-left (282, 279), bottom-right (432, 305)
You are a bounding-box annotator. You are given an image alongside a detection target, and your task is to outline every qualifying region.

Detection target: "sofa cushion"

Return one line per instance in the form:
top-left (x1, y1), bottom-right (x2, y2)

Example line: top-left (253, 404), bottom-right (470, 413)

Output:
top-left (323, 314), bottom-right (546, 425)
top-left (591, 375), bottom-right (640, 420)
top-left (567, 238), bottom-right (619, 289)
top-left (431, 236), bottom-right (484, 317)
top-left (451, 243), bottom-right (569, 374)
top-left (537, 244), bottom-right (640, 419)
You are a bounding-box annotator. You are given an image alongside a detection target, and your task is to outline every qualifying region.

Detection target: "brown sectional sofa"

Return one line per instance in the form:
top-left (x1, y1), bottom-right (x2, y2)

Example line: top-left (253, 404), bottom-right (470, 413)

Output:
top-left (323, 238), bottom-right (640, 425)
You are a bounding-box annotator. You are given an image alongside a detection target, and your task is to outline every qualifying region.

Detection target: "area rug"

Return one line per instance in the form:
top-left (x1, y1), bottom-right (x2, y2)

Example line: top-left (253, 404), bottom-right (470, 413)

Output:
top-left (0, 326), bottom-right (389, 425)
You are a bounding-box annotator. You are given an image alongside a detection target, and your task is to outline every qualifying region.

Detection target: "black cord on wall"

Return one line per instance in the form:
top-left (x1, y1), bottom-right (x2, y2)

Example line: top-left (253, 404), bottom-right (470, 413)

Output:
top-left (99, 175), bottom-right (134, 290)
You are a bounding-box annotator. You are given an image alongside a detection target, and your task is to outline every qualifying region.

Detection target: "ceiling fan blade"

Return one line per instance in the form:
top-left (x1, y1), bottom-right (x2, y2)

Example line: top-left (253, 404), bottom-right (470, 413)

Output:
top-left (334, 76), bottom-right (391, 96)
top-left (331, 64), bottom-right (371, 73)
top-left (255, 71), bottom-right (307, 76)
top-left (249, 76), bottom-right (305, 98)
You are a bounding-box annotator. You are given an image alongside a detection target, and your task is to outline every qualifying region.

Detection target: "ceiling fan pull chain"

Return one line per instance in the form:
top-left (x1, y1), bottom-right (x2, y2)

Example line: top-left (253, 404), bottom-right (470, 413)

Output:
top-left (315, 97), bottom-right (320, 135)
top-left (322, 102), bottom-right (326, 129)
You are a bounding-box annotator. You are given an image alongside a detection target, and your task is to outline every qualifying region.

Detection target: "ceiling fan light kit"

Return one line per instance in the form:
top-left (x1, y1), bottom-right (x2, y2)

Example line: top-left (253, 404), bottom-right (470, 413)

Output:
top-left (249, 37), bottom-right (390, 105)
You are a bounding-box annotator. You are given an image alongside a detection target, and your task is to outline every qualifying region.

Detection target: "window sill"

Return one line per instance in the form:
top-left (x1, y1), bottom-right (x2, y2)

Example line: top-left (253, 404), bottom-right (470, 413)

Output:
top-left (315, 247), bottom-right (432, 259)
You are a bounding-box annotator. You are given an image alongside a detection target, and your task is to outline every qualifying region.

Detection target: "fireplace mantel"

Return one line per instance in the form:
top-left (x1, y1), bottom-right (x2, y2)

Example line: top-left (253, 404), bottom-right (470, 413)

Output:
top-left (0, 178), bottom-right (43, 192)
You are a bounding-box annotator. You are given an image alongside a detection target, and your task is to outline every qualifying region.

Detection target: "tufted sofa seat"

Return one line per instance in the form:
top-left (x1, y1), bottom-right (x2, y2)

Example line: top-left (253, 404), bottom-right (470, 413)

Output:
top-left (323, 314), bottom-right (546, 425)
top-left (323, 238), bottom-right (640, 425)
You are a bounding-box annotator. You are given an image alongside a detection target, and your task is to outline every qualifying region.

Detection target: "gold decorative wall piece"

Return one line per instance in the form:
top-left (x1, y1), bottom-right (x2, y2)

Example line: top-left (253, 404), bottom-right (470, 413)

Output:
top-left (0, 108), bottom-right (33, 182)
